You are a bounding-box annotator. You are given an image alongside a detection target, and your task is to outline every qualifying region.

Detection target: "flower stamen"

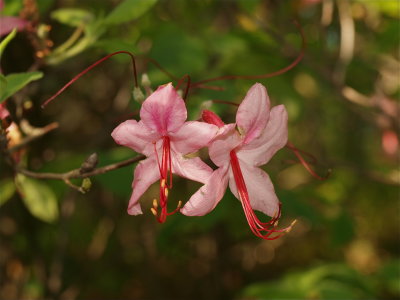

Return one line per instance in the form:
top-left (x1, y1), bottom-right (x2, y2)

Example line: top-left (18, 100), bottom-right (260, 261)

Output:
top-left (230, 150), bottom-right (295, 239)
top-left (152, 136), bottom-right (180, 223)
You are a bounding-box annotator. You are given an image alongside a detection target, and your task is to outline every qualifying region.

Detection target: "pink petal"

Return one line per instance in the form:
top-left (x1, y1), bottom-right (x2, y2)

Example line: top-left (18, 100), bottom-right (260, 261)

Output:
top-left (181, 166), bottom-right (229, 216)
top-left (111, 120), bottom-right (160, 156)
top-left (208, 124), bottom-right (241, 167)
top-left (127, 157), bottom-right (160, 215)
top-left (228, 160), bottom-right (279, 217)
top-left (140, 83), bottom-right (187, 135)
top-left (0, 16), bottom-right (28, 36)
top-left (238, 105), bottom-right (288, 167)
top-left (236, 83), bottom-right (271, 145)
top-left (170, 121), bottom-right (218, 154)
top-left (0, 103), bottom-right (10, 119)
top-left (171, 151), bottom-right (213, 184)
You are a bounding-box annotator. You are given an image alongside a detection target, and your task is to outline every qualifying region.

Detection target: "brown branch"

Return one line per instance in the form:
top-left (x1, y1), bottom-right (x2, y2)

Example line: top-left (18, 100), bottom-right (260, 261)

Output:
top-left (8, 122), bottom-right (59, 153)
top-left (17, 154), bottom-right (146, 180)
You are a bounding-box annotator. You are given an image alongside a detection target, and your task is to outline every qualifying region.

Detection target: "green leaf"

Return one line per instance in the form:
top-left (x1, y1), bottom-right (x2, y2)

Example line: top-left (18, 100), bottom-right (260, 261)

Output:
top-left (378, 259), bottom-right (400, 294)
top-left (96, 148), bottom-right (136, 197)
top-left (0, 74), bottom-right (7, 96)
top-left (0, 179), bottom-right (16, 206)
top-left (0, 71), bottom-right (43, 102)
top-left (2, 1), bottom-right (22, 16)
top-left (15, 174), bottom-right (59, 223)
top-left (51, 8), bottom-right (94, 27)
top-left (94, 38), bottom-right (138, 55)
top-left (105, 0), bottom-right (157, 25)
top-left (0, 29), bottom-right (17, 60)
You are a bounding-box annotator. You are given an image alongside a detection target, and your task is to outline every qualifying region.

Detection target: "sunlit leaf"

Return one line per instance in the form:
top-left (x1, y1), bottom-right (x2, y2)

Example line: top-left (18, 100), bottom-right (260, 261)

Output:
top-left (15, 174), bottom-right (59, 223)
top-left (0, 178), bottom-right (16, 206)
top-left (0, 28), bottom-right (17, 59)
top-left (51, 8), bottom-right (94, 27)
top-left (0, 71), bottom-right (43, 102)
top-left (105, 0), bottom-right (157, 25)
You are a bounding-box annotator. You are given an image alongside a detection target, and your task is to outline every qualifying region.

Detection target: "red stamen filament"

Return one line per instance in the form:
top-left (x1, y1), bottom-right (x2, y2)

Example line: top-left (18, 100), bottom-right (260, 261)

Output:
top-left (285, 141), bottom-right (331, 180)
top-left (152, 136), bottom-right (181, 223)
top-left (42, 51), bottom-right (138, 108)
top-left (229, 150), bottom-right (296, 240)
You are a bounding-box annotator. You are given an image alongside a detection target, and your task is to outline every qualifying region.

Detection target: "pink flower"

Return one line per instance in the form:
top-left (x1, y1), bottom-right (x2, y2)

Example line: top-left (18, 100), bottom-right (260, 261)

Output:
top-left (0, 0), bottom-right (29, 37)
top-left (111, 83), bottom-right (218, 223)
top-left (181, 83), bottom-right (295, 239)
top-left (0, 102), bottom-right (10, 119)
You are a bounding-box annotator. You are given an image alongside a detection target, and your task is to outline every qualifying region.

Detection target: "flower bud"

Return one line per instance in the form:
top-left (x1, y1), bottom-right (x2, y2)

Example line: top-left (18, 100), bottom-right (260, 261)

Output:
top-left (80, 153), bottom-right (98, 173)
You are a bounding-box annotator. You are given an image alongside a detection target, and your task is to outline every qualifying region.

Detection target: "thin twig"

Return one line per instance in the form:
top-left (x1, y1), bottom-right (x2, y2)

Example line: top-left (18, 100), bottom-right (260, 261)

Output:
top-left (8, 122), bottom-right (59, 152)
top-left (17, 154), bottom-right (146, 180)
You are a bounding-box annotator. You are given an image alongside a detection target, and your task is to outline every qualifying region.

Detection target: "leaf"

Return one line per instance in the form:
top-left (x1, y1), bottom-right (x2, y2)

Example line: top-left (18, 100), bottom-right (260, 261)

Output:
top-left (0, 179), bottom-right (16, 206)
top-left (94, 38), bottom-right (138, 55)
top-left (15, 174), bottom-right (59, 223)
top-left (105, 0), bottom-right (157, 25)
top-left (2, 1), bottom-right (22, 16)
top-left (51, 8), bottom-right (94, 27)
top-left (0, 28), bottom-right (17, 59)
top-left (0, 71), bottom-right (43, 102)
top-left (0, 74), bottom-right (7, 95)
top-left (96, 148), bottom-right (136, 197)
top-left (149, 25), bottom-right (207, 78)
top-left (378, 259), bottom-right (400, 294)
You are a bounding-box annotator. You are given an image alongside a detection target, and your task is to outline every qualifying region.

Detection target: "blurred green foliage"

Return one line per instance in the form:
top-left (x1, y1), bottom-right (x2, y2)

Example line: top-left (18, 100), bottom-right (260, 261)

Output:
top-left (0, 0), bottom-right (399, 299)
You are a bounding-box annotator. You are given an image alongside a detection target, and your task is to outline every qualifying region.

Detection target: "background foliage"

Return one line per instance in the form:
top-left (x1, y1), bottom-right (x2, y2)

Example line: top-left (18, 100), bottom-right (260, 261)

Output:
top-left (0, 0), bottom-right (399, 299)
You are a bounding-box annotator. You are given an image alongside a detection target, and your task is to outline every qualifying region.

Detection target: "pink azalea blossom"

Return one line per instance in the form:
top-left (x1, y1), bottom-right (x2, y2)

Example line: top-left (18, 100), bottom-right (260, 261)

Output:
top-left (0, 16), bottom-right (28, 36)
top-left (181, 83), bottom-right (296, 239)
top-left (111, 83), bottom-right (218, 223)
top-left (0, 1), bottom-right (29, 37)
top-left (0, 102), bottom-right (10, 119)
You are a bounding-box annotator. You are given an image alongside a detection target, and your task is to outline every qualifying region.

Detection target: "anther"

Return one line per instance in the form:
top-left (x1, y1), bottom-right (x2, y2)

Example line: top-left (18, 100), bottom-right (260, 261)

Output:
top-left (152, 199), bottom-right (158, 209)
top-left (285, 219), bottom-right (297, 233)
top-left (166, 200), bottom-right (183, 216)
top-left (151, 207), bottom-right (158, 216)
top-left (161, 179), bottom-right (166, 188)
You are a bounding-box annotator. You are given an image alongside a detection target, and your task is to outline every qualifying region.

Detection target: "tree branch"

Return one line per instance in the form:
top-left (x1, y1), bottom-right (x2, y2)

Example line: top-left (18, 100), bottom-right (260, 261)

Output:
top-left (17, 154), bottom-right (146, 180)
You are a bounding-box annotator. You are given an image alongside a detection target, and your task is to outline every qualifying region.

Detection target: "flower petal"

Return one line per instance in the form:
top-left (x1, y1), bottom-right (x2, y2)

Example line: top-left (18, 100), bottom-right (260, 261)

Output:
top-left (172, 151), bottom-right (213, 184)
top-left (127, 157), bottom-right (160, 215)
top-left (140, 83), bottom-right (187, 135)
top-left (209, 124), bottom-right (241, 167)
top-left (181, 166), bottom-right (229, 216)
top-left (236, 83), bottom-right (270, 145)
top-left (238, 105), bottom-right (288, 167)
top-left (228, 160), bottom-right (280, 217)
top-left (111, 120), bottom-right (159, 156)
top-left (170, 121), bottom-right (218, 154)
top-left (0, 103), bottom-right (10, 119)
top-left (0, 16), bottom-right (28, 36)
